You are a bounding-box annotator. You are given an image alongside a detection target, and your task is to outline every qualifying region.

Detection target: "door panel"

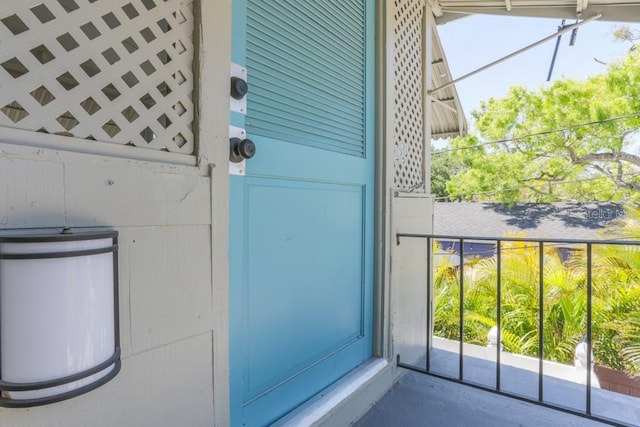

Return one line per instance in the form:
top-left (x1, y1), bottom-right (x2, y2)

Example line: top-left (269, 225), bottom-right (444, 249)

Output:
top-left (230, 0), bottom-right (375, 425)
top-left (244, 178), bottom-right (365, 398)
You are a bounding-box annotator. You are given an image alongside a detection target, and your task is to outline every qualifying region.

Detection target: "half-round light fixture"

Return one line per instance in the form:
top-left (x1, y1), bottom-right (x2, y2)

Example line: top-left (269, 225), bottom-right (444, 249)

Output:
top-left (0, 230), bottom-right (120, 407)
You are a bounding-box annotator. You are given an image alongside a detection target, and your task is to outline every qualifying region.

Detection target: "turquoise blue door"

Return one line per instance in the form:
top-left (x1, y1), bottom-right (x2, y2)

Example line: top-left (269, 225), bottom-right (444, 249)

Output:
top-left (229, 1), bottom-right (375, 425)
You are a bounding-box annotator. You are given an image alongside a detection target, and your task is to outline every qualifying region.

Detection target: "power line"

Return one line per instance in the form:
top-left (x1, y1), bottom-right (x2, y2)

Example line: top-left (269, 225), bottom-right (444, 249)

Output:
top-left (433, 112), bottom-right (640, 155)
top-left (434, 171), bottom-right (640, 201)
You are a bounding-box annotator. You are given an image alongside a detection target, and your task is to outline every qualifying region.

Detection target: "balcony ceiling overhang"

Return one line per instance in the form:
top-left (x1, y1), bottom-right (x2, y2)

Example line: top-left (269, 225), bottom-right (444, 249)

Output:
top-left (428, 0), bottom-right (640, 138)
top-left (431, 24), bottom-right (468, 139)
top-left (431, 0), bottom-right (640, 24)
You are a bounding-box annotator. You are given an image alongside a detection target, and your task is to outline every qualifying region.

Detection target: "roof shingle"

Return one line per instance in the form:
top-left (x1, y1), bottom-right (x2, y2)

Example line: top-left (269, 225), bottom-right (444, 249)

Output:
top-left (434, 202), bottom-right (627, 240)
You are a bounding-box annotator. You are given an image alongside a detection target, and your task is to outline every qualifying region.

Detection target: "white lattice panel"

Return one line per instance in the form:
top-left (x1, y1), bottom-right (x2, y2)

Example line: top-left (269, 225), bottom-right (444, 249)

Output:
top-left (0, 0), bottom-right (194, 154)
top-left (393, 0), bottom-right (425, 192)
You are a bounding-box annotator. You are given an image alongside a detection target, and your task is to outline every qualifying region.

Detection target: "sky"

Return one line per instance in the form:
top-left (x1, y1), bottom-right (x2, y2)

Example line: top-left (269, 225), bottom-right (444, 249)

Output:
top-left (437, 14), bottom-right (636, 121)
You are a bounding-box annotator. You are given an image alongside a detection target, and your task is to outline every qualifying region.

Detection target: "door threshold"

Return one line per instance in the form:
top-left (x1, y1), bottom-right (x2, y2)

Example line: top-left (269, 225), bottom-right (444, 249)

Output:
top-left (272, 358), bottom-right (391, 427)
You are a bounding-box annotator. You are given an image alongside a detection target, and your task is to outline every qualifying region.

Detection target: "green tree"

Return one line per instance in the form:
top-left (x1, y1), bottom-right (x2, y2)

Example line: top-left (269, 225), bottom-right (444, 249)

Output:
top-left (431, 146), bottom-right (467, 200)
top-left (614, 25), bottom-right (639, 51)
top-left (441, 50), bottom-right (640, 204)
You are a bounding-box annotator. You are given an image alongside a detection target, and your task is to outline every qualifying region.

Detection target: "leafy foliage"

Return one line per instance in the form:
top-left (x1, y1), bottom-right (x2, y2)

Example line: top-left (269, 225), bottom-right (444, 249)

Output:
top-left (431, 146), bottom-right (466, 200)
top-left (614, 25), bottom-right (640, 52)
top-left (433, 210), bottom-right (640, 374)
top-left (434, 51), bottom-right (640, 204)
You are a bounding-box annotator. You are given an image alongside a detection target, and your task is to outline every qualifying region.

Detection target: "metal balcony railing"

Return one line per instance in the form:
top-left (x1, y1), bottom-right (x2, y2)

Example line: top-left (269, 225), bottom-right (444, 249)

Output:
top-left (395, 233), bottom-right (640, 427)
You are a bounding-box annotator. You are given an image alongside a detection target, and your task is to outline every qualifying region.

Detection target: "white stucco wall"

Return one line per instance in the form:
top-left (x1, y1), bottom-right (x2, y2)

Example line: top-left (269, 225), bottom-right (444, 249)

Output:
top-left (391, 193), bottom-right (434, 366)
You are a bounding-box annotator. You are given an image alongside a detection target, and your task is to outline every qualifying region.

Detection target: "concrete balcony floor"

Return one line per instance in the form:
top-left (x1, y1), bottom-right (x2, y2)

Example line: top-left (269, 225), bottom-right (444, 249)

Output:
top-left (354, 369), bottom-right (609, 427)
top-left (354, 346), bottom-right (640, 427)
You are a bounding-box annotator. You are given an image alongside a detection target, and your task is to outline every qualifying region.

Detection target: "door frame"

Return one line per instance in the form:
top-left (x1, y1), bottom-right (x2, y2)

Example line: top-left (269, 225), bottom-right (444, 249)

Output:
top-left (374, 0), bottom-right (392, 361)
top-left (196, 1), bottom-right (233, 426)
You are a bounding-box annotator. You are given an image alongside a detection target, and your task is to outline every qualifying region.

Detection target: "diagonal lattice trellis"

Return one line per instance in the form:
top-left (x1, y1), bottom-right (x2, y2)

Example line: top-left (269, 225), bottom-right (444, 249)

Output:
top-left (0, 0), bottom-right (194, 154)
top-left (393, 0), bottom-right (425, 192)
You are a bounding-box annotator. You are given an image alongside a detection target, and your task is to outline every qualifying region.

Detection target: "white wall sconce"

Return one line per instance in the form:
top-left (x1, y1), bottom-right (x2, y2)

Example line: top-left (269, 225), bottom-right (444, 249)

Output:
top-left (0, 231), bottom-right (120, 407)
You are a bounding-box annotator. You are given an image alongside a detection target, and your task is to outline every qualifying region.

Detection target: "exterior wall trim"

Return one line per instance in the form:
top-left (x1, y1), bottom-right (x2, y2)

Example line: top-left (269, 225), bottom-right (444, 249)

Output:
top-left (274, 358), bottom-right (391, 427)
top-left (195, 0), bottom-right (232, 425)
top-left (0, 126), bottom-right (197, 167)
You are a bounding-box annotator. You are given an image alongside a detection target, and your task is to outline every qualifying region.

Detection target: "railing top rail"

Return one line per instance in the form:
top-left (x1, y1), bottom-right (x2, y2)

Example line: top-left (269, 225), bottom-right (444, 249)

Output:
top-left (396, 233), bottom-right (640, 246)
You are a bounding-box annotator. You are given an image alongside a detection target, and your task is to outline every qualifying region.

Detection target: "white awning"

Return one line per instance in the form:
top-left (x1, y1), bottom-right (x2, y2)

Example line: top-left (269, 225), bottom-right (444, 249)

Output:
top-left (431, 24), bottom-right (467, 139)
top-left (431, 0), bottom-right (640, 24)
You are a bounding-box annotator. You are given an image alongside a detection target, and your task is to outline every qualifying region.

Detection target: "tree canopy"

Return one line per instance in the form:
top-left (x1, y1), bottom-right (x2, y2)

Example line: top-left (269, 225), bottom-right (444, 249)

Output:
top-left (434, 50), bottom-right (640, 204)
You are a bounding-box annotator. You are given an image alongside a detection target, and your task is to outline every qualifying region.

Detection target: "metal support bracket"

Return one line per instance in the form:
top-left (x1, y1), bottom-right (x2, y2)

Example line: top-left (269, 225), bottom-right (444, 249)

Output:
top-left (230, 63), bottom-right (247, 114)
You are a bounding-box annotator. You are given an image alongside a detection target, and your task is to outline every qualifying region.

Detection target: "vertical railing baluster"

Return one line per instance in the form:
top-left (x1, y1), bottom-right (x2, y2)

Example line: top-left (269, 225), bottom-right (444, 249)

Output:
top-left (538, 241), bottom-right (544, 402)
top-left (586, 243), bottom-right (593, 415)
top-left (426, 236), bottom-right (432, 373)
top-left (459, 238), bottom-right (464, 381)
top-left (496, 240), bottom-right (502, 391)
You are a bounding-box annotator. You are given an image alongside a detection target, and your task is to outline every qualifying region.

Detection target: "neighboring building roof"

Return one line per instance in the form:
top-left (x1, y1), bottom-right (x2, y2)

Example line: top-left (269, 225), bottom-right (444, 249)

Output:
top-left (434, 202), bottom-right (627, 240)
top-left (431, 0), bottom-right (640, 24)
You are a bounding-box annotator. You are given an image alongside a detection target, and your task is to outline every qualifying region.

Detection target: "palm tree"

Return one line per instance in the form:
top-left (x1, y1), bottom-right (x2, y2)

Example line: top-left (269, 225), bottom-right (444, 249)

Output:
top-left (432, 208), bottom-right (640, 374)
top-left (432, 244), bottom-right (495, 345)
top-left (589, 249), bottom-right (640, 373)
top-left (434, 239), bottom-right (587, 365)
top-left (487, 240), bottom-right (586, 363)
top-left (563, 206), bottom-right (640, 374)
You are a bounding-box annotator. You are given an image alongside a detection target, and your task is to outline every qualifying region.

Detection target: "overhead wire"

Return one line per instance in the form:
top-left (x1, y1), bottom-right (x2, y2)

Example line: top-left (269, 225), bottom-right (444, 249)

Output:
top-left (432, 111), bottom-right (640, 155)
top-left (433, 171), bottom-right (640, 201)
